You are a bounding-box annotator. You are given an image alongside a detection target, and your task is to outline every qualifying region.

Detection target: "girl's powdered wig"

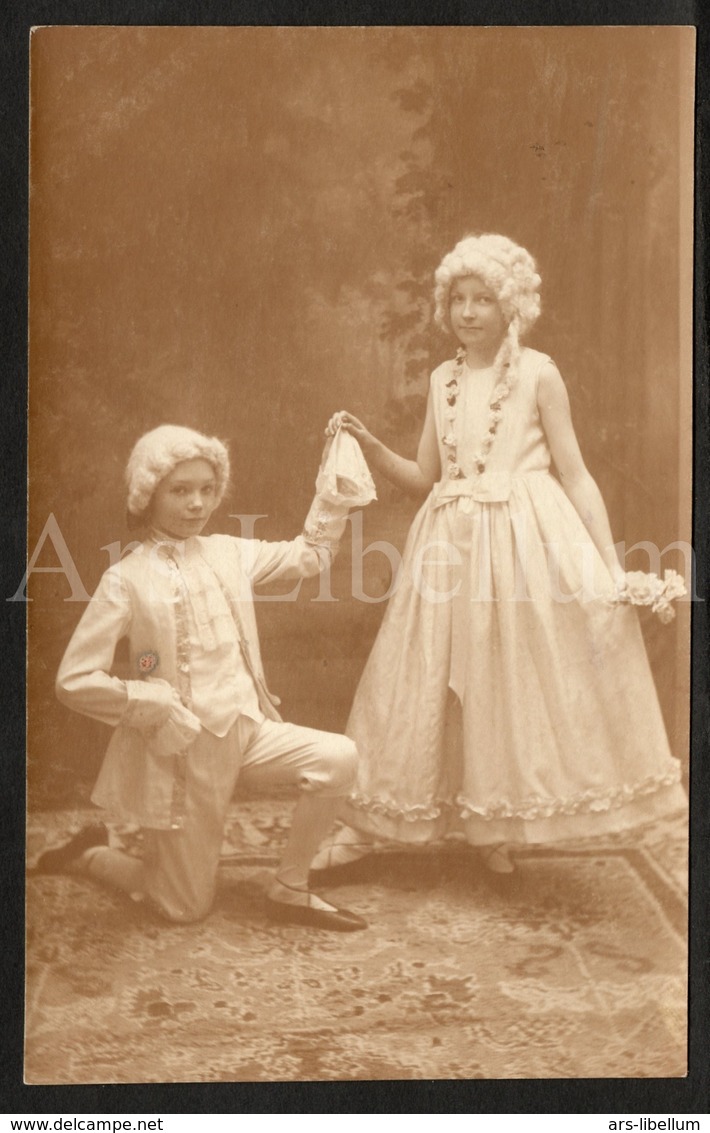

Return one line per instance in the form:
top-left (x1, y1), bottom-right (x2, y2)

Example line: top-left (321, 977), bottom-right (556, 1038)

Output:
top-left (125, 424), bottom-right (231, 520)
top-left (433, 233), bottom-right (542, 337)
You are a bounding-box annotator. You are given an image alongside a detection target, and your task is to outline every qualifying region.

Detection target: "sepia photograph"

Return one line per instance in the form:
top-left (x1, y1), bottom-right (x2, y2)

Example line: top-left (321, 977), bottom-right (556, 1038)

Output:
top-left (23, 24), bottom-right (694, 1085)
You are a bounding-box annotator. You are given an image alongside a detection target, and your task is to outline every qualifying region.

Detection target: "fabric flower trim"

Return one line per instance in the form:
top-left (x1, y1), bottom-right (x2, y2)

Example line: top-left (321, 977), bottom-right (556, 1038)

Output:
top-left (441, 346), bottom-right (514, 479)
top-left (137, 651), bottom-right (160, 674)
top-left (350, 763), bottom-right (681, 822)
top-left (608, 570), bottom-right (687, 623)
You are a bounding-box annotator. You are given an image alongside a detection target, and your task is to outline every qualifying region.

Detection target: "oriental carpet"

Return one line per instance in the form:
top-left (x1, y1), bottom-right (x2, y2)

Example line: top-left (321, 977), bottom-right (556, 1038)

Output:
top-left (25, 804), bottom-right (687, 1083)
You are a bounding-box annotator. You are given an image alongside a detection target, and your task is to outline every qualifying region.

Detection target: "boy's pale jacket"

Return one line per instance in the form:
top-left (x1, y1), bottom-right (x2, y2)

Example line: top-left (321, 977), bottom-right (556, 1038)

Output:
top-left (56, 527), bottom-right (340, 829)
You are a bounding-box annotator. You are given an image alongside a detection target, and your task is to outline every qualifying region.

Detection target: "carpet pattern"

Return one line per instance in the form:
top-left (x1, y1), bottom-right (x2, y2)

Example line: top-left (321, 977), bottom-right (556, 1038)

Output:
top-left (25, 804), bottom-right (687, 1083)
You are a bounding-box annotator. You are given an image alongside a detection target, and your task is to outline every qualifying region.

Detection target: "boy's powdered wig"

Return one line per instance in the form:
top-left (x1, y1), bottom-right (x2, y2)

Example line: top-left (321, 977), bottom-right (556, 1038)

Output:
top-left (126, 424), bottom-right (231, 519)
top-left (433, 233), bottom-right (542, 337)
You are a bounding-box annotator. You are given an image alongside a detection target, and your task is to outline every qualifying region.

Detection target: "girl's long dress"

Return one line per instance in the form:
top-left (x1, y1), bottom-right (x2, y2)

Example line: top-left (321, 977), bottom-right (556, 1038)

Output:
top-left (340, 348), bottom-right (686, 845)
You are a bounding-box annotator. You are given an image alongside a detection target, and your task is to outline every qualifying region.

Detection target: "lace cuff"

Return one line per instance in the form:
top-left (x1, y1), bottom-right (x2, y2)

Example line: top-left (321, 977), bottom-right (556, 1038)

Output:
top-left (302, 496), bottom-right (351, 550)
top-left (122, 679), bottom-right (178, 729)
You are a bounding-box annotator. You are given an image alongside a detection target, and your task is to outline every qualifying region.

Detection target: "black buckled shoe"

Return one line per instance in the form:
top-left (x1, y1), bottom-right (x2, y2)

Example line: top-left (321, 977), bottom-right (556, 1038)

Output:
top-left (264, 882), bottom-right (367, 932)
top-left (34, 824), bottom-right (108, 874)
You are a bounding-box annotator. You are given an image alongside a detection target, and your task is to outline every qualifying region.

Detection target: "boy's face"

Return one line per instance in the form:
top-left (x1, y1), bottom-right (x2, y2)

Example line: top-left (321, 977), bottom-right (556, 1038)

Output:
top-left (150, 459), bottom-right (218, 539)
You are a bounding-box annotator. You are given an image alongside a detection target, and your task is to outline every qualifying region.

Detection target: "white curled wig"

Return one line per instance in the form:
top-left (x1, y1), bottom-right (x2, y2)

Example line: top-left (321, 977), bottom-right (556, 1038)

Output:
top-left (434, 233), bottom-right (541, 335)
top-left (125, 424), bottom-right (231, 521)
top-left (434, 234), bottom-right (542, 385)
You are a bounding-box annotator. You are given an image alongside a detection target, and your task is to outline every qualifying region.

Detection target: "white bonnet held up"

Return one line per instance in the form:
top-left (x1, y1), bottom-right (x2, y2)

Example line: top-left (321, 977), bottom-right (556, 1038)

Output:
top-left (126, 424), bottom-right (231, 518)
top-left (434, 233), bottom-right (542, 338)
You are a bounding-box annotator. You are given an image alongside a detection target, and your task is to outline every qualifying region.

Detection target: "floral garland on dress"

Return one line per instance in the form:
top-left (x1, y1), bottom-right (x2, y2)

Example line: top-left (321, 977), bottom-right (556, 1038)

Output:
top-left (442, 346), bottom-right (514, 480)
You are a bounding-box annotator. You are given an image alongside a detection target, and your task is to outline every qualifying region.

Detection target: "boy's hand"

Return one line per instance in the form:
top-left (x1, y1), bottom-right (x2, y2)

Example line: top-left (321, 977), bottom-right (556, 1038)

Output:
top-left (150, 701), bottom-right (202, 757)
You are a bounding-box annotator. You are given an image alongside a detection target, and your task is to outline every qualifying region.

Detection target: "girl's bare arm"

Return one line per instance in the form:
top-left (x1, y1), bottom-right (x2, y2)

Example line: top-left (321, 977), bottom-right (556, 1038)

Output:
top-left (537, 361), bottom-right (624, 583)
top-left (327, 390), bottom-right (441, 498)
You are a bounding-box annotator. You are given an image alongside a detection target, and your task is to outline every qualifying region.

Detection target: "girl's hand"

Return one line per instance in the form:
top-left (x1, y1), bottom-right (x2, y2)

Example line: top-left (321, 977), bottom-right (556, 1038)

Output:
top-left (325, 411), bottom-right (379, 456)
top-left (609, 563), bottom-right (627, 591)
top-left (325, 410), bottom-right (364, 436)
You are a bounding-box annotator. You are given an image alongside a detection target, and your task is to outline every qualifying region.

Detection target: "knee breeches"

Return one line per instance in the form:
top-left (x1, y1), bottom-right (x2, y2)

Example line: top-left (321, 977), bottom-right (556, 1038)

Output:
top-left (136, 716), bottom-right (357, 922)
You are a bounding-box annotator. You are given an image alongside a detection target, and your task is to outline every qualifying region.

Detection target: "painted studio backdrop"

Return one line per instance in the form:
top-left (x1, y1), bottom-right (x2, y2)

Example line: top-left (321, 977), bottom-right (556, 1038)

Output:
top-left (27, 26), bottom-right (693, 808)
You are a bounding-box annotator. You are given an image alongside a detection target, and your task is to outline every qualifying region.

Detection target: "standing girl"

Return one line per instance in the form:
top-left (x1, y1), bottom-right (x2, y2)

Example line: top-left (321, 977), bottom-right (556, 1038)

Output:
top-left (312, 233), bottom-right (686, 874)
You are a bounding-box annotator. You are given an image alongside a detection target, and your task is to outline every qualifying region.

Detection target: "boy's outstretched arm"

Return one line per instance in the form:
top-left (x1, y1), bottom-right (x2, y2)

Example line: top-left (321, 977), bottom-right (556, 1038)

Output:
top-left (244, 494), bottom-right (353, 587)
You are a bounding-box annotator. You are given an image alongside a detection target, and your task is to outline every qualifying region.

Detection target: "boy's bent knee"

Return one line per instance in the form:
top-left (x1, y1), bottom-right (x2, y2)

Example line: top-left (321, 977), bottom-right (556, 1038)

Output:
top-left (154, 892), bottom-right (213, 924)
top-left (146, 868), bottom-right (216, 924)
top-left (307, 734), bottom-right (358, 795)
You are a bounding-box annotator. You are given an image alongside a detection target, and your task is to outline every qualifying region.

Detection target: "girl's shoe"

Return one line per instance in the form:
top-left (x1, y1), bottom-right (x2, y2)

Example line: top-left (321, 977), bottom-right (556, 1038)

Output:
top-left (479, 843), bottom-right (515, 874)
top-left (309, 825), bottom-right (375, 871)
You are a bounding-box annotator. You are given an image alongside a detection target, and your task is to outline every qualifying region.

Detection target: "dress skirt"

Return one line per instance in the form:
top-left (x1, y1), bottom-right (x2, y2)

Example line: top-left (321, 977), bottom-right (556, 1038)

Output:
top-left (340, 471), bottom-right (686, 846)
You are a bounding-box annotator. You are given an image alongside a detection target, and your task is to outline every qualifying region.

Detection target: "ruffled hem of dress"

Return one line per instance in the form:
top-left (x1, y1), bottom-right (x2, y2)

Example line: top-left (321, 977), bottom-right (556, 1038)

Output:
top-left (457, 767), bottom-right (682, 821)
top-left (350, 766), bottom-right (682, 824)
top-left (348, 793), bottom-right (453, 822)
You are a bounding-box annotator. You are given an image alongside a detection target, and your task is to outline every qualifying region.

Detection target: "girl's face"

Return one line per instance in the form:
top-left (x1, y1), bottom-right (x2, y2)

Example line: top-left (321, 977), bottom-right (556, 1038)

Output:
top-left (449, 274), bottom-right (507, 358)
top-left (150, 458), bottom-right (218, 539)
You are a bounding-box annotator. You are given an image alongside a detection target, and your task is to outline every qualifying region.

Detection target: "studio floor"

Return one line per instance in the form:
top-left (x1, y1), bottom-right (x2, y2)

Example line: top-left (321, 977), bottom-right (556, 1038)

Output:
top-left (25, 803), bottom-right (687, 1084)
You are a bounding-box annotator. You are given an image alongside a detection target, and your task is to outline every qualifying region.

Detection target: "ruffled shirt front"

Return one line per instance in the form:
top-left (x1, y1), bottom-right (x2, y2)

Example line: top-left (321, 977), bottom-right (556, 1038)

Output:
top-left (151, 533), bottom-right (263, 736)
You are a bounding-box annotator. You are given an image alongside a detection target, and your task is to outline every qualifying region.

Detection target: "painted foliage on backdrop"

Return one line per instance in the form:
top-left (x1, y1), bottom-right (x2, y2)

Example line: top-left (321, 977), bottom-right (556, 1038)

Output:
top-left (28, 27), bottom-right (690, 802)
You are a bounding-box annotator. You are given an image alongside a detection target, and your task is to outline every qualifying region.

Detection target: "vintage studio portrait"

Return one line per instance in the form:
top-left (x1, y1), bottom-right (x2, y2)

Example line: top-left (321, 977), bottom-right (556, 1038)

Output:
top-left (24, 25), bottom-right (693, 1084)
